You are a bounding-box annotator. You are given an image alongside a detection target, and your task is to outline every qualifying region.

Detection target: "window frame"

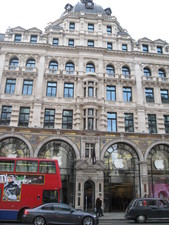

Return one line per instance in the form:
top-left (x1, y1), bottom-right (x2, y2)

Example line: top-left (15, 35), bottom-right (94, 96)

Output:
top-left (148, 114), bottom-right (157, 133)
top-left (0, 106), bottom-right (12, 125)
top-left (46, 81), bottom-right (57, 97)
top-left (18, 107), bottom-right (30, 127)
top-left (107, 112), bottom-right (117, 132)
top-left (124, 113), bottom-right (134, 132)
top-left (22, 80), bottom-right (33, 95)
top-left (62, 110), bottom-right (73, 129)
top-left (44, 109), bottom-right (55, 128)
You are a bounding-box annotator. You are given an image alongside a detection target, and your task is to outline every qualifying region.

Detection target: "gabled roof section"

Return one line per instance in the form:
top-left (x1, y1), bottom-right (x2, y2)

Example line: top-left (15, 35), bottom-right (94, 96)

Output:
top-left (153, 39), bottom-right (167, 45)
top-left (138, 37), bottom-right (152, 42)
top-left (11, 26), bottom-right (26, 32)
top-left (27, 27), bottom-right (42, 34)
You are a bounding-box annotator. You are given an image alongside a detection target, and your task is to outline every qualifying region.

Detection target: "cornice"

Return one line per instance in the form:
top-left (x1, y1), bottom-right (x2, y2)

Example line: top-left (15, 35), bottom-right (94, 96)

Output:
top-left (1, 41), bottom-right (169, 61)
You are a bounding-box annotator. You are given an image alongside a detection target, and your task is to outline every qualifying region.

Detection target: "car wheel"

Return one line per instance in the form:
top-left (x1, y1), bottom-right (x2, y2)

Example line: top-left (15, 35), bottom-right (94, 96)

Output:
top-left (34, 216), bottom-right (46, 225)
top-left (136, 215), bottom-right (146, 223)
top-left (82, 216), bottom-right (94, 225)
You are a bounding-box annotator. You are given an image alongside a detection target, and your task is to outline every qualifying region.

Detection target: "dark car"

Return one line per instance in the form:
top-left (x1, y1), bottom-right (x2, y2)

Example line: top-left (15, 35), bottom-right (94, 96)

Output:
top-left (125, 197), bottom-right (169, 223)
top-left (22, 203), bottom-right (99, 225)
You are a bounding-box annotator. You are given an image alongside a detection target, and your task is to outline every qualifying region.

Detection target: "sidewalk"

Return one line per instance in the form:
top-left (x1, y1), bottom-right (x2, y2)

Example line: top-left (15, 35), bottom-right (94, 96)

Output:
top-left (98, 212), bottom-right (125, 221)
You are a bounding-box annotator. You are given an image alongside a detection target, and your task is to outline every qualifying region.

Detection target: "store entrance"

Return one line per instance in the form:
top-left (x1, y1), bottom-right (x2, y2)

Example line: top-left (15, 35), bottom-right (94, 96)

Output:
top-left (104, 182), bottom-right (133, 212)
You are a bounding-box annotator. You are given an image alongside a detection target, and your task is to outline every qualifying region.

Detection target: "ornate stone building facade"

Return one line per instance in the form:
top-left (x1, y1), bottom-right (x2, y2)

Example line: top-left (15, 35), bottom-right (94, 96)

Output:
top-left (0, 0), bottom-right (169, 211)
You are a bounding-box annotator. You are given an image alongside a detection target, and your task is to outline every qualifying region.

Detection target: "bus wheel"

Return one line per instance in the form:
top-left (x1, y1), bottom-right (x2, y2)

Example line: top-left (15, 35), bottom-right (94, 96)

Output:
top-left (18, 208), bottom-right (25, 222)
top-left (34, 216), bottom-right (46, 225)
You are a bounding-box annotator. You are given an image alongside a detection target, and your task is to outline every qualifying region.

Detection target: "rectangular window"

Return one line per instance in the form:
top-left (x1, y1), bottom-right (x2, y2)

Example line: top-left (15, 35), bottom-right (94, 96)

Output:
top-left (157, 46), bottom-right (162, 54)
top-left (106, 86), bottom-right (116, 101)
top-left (88, 23), bottom-right (94, 31)
top-left (14, 34), bottom-right (21, 42)
top-left (107, 42), bottom-right (112, 50)
top-left (124, 113), bottom-right (134, 132)
top-left (16, 160), bottom-right (38, 173)
top-left (142, 44), bottom-right (149, 52)
top-left (68, 39), bottom-right (74, 47)
top-left (53, 38), bottom-right (58, 46)
top-left (123, 87), bottom-right (132, 102)
top-left (64, 83), bottom-right (74, 98)
top-left (145, 88), bottom-right (154, 102)
top-left (160, 89), bottom-right (169, 103)
top-left (22, 80), bottom-right (33, 95)
top-left (30, 35), bottom-right (37, 43)
top-left (18, 107), bottom-right (30, 127)
top-left (107, 112), bottom-right (117, 132)
top-left (122, 44), bottom-right (127, 51)
top-left (0, 106), bottom-right (12, 125)
top-left (164, 115), bottom-right (169, 134)
top-left (85, 143), bottom-right (95, 158)
top-left (44, 109), bottom-right (55, 128)
top-left (69, 22), bottom-right (75, 30)
top-left (5, 79), bottom-right (16, 94)
top-left (107, 25), bottom-right (112, 34)
top-left (62, 110), bottom-right (73, 129)
top-left (46, 82), bottom-right (57, 97)
top-left (88, 40), bottom-right (94, 47)
top-left (0, 160), bottom-right (14, 172)
top-left (148, 114), bottom-right (157, 133)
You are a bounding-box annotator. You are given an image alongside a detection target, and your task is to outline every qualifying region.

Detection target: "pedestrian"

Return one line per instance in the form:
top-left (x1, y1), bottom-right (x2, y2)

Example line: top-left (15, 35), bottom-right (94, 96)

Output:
top-left (96, 197), bottom-right (104, 217)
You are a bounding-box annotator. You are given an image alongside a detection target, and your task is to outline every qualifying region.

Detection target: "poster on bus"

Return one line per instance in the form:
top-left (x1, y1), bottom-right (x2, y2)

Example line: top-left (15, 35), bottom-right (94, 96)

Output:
top-left (0, 174), bottom-right (44, 202)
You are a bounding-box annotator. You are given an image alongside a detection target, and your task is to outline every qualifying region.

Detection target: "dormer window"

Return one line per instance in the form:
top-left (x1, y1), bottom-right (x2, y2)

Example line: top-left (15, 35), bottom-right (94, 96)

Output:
top-left (122, 44), bottom-right (127, 51)
top-left (157, 46), bottom-right (163, 54)
top-left (14, 34), bottom-right (21, 42)
top-left (30, 35), bottom-right (37, 43)
top-left (142, 44), bottom-right (149, 52)
top-left (85, 0), bottom-right (94, 9)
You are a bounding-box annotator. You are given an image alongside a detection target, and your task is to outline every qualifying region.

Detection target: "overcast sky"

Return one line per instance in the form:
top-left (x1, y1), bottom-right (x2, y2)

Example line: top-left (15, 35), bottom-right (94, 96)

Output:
top-left (0, 0), bottom-right (168, 42)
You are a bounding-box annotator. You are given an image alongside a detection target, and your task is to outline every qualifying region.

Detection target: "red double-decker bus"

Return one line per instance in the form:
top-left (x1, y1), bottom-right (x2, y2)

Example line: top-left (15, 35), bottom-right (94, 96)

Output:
top-left (0, 157), bottom-right (62, 221)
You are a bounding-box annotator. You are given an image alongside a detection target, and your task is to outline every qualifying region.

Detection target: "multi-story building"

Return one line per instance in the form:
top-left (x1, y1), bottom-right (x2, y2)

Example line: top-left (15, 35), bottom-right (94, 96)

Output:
top-left (0, 0), bottom-right (169, 211)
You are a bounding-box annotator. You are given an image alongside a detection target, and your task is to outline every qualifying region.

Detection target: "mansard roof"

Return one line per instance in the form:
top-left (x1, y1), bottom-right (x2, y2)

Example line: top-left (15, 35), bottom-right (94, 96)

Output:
top-left (62, 0), bottom-right (112, 17)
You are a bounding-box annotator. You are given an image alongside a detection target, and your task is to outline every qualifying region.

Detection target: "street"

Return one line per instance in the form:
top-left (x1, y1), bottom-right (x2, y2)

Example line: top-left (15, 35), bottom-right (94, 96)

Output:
top-left (1, 221), bottom-right (169, 225)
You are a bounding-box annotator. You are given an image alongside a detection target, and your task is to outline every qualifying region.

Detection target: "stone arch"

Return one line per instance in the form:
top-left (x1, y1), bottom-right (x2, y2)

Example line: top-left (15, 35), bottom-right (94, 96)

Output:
top-left (0, 133), bottom-right (33, 157)
top-left (144, 141), bottom-right (169, 161)
top-left (34, 136), bottom-right (80, 159)
top-left (101, 139), bottom-right (144, 161)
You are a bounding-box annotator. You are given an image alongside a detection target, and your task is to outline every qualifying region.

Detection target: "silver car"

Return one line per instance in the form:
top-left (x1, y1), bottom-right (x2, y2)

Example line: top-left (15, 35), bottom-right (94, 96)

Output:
top-left (22, 203), bottom-right (99, 225)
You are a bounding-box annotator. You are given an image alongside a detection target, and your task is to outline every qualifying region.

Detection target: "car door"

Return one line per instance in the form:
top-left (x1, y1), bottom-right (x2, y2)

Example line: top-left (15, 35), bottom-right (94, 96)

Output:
top-left (158, 200), bottom-right (169, 218)
top-left (147, 199), bottom-right (160, 219)
top-left (53, 204), bottom-right (76, 224)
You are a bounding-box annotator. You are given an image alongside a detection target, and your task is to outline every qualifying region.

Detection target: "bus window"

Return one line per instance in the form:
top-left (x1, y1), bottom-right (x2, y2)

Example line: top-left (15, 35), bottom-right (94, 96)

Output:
top-left (0, 189), bottom-right (1, 202)
top-left (16, 160), bottom-right (38, 172)
top-left (43, 190), bottom-right (58, 203)
top-left (0, 160), bottom-right (14, 172)
top-left (39, 161), bottom-right (56, 174)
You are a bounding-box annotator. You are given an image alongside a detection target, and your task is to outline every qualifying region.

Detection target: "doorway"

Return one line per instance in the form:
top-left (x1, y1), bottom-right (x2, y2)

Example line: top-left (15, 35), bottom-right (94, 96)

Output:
top-left (84, 180), bottom-right (95, 211)
top-left (104, 182), bottom-right (133, 212)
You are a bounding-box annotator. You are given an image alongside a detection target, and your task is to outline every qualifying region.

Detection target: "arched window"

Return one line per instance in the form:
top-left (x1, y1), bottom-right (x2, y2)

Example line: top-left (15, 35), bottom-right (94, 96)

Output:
top-left (86, 63), bottom-right (95, 73)
top-left (158, 69), bottom-right (166, 79)
top-left (106, 64), bottom-right (115, 75)
top-left (26, 58), bottom-right (35, 70)
top-left (122, 66), bottom-right (130, 77)
top-left (9, 57), bottom-right (19, 70)
top-left (144, 67), bottom-right (151, 79)
top-left (65, 62), bottom-right (74, 74)
top-left (49, 61), bottom-right (58, 73)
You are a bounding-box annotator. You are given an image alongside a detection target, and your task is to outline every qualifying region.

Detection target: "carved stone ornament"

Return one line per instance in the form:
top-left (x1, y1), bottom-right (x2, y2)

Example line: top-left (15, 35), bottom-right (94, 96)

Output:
top-left (85, 0), bottom-right (94, 9)
top-left (104, 8), bottom-right (112, 15)
top-left (64, 3), bottom-right (73, 11)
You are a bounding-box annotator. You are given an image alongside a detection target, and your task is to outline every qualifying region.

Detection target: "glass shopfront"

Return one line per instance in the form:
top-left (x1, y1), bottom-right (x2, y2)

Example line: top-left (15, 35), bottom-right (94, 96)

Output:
top-left (147, 144), bottom-right (169, 199)
top-left (38, 140), bottom-right (76, 206)
top-left (104, 143), bottom-right (140, 212)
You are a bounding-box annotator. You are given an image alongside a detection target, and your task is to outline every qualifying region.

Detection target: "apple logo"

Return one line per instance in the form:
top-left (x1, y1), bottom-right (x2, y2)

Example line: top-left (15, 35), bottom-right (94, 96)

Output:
top-left (154, 158), bottom-right (164, 170)
top-left (114, 158), bottom-right (124, 169)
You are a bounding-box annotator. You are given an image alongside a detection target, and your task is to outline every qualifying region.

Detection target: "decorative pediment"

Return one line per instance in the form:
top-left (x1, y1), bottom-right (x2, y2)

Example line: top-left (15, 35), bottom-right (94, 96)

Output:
top-left (11, 26), bottom-right (26, 32)
top-left (75, 159), bottom-right (105, 170)
top-left (153, 39), bottom-right (167, 45)
top-left (27, 27), bottom-right (42, 33)
top-left (138, 37), bottom-right (152, 43)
